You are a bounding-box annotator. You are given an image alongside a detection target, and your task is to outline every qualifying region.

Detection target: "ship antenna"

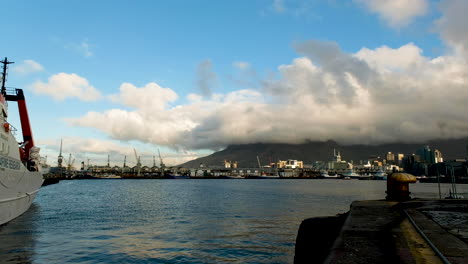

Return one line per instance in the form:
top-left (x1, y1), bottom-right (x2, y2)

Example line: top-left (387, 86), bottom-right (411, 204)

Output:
top-left (1, 57), bottom-right (14, 96)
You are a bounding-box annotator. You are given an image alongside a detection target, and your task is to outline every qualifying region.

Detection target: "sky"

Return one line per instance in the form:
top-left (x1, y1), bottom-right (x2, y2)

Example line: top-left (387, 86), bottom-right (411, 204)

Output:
top-left (1, 0), bottom-right (467, 167)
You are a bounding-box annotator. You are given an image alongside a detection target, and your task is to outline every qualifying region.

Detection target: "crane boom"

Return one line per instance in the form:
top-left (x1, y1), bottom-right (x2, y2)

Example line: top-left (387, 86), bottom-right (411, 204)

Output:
top-left (158, 148), bottom-right (165, 168)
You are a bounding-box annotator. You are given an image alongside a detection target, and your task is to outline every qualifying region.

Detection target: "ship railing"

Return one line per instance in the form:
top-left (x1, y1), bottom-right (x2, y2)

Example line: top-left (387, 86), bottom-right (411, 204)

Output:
top-left (4, 87), bottom-right (18, 94)
top-left (9, 123), bottom-right (18, 136)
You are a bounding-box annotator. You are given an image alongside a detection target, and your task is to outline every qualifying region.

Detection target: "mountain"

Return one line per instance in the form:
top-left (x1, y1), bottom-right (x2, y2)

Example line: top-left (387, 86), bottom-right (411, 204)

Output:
top-left (179, 138), bottom-right (468, 168)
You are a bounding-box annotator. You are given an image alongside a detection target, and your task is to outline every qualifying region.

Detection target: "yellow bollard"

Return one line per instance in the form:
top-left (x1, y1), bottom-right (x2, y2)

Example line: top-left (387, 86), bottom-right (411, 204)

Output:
top-left (386, 173), bottom-right (417, 201)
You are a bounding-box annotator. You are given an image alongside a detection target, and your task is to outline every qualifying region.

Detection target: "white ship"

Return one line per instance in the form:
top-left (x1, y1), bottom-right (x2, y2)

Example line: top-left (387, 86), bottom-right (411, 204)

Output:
top-left (342, 169), bottom-right (361, 179)
top-left (0, 58), bottom-right (43, 226)
top-left (373, 169), bottom-right (388, 180)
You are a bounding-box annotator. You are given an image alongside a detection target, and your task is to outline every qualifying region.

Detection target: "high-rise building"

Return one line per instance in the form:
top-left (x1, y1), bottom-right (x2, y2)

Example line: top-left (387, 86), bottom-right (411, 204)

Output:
top-left (417, 145), bottom-right (437, 164)
top-left (333, 149), bottom-right (341, 162)
top-left (434, 149), bottom-right (443, 163)
top-left (397, 153), bottom-right (405, 165)
top-left (386, 152), bottom-right (395, 164)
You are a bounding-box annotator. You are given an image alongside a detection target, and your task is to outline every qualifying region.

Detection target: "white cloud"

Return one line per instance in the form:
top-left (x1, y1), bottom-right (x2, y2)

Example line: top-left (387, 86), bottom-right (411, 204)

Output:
top-left (66, 39), bottom-right (468, 150)
top-left (65, 39), bottom-right (93, 57)
top-left (356, 0), bottom-right (429, 28)
top-left (272, 0), bottom-right (286, 13)
top-left (233, 61), bottom-right (250, 70)
top-left (31, 73), bottom-right (101, 101)
top-left (109, 82), bottom-right (178, 112)
top-left (196, 60), bottom-right (217, 97)
top-left (37, 137), bottom-right (204, 167)
top-left (435, 0), bottom-right (468, 56)
top-left (12, 60), bottom-right (44, 75)
top-left (354, 43), bottom-right (425, 72)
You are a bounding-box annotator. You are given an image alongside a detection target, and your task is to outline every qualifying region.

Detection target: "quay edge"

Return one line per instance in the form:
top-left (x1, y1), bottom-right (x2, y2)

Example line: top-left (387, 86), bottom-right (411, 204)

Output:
top-left (294, 199), bottom-right (468, 264)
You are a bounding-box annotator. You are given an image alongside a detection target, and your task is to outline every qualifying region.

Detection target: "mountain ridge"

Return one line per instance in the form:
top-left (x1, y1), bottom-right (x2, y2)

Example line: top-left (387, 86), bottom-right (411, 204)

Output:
top-left (179, 138), bottom-right (468, 168)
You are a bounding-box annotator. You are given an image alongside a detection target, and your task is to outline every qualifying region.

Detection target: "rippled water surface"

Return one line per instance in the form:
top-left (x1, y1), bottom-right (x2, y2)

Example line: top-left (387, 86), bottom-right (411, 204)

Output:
top-left (0, 179), bottom-right (464, 263)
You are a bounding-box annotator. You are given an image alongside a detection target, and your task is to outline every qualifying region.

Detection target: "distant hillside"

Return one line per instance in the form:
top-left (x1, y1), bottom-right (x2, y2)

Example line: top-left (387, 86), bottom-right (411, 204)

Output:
top-left (179, 138), bottom-right (468, 168)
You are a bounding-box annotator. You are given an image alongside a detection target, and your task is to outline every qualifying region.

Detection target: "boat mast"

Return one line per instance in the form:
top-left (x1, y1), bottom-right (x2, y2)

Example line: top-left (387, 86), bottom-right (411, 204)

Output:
top-left (1, 57), bottom-right (14, 96)
top-left (2, 57), bottom-right (36, 162)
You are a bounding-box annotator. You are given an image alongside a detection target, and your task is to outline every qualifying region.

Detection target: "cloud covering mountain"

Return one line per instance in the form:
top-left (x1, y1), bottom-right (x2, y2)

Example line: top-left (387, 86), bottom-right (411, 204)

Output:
top-left (35, 0), bottom-right (468, 153)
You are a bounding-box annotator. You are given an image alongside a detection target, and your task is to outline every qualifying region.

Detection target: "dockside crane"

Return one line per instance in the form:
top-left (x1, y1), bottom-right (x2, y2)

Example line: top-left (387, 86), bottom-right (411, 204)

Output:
top-left (67, 153), bottom-right (75, 171)
top-left (158, 148), bottom-right (166, 176)
top-left (133, 149), bottom-right (141, 177)
top-left (122, 155), bottom-right (127, 173)
top-left (158, 148), bottom-right (165, 169)
top-left (57, 139), bottom-right (63, 168)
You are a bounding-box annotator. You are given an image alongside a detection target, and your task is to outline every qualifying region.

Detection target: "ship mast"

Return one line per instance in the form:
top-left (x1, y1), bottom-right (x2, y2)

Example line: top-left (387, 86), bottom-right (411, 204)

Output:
top-left (1, 57), bottom-right (14, 96)
top-left (2, 57), bottom-right (36, 163)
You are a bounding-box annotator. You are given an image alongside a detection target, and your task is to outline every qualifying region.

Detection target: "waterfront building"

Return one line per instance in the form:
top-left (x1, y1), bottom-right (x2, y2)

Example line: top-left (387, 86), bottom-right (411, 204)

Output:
top-left (333, 149), bottom-right (341, 162)
top-left (397, 153), bottom-right (405, 165)
top-left (277, 160), bottom-right (303, 169)
top-left (434, 149), bottom-right (443, 163)
top-left (416, 145), bottom-right (443, 164)
top-left (386, 152), bottom-right (395, 165)
top-left (323, 149), bottom-right (349, 170)
top-left (224, 160), bottom-right (238, 168)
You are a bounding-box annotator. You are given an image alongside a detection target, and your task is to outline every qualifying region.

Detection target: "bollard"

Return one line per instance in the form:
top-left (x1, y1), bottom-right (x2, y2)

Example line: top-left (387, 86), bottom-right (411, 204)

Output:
top-left (386, 173), bottom-right (417, 201)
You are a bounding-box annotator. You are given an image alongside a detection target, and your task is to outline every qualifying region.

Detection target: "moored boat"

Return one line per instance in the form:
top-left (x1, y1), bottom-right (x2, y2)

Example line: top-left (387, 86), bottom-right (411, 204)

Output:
top-left (0, 58), bottom-right (43, 225)
top-left (225, 174), bottom-right (244, 179)
top-left (166, 173), bottom-right (190, 179)
top-left (253, 172), bottom-right (280, 179)
top-left (373, 169), bottom-right (388, 180)
top-left (342, 169), bottom-right (361, 179)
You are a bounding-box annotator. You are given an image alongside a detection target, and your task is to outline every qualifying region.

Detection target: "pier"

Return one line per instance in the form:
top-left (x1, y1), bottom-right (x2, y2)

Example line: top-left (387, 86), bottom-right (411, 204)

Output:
top-left (294, 174), bottom-right (468, 263)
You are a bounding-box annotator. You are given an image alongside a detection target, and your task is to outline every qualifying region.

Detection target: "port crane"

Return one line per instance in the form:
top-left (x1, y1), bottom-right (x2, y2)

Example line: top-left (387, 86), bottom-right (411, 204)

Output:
top-left (158, 148), bottom-right (165, 168)
top-left (122, 155), bottom-right (127, 173)
top-left (158, 149), bottom-right (166, 176)
top-left (133, 148), bottom-right (141, 177)
top-left (67, 153), bottom-right (75, 171)
top-left (57, 139), bottom-right (63, 168)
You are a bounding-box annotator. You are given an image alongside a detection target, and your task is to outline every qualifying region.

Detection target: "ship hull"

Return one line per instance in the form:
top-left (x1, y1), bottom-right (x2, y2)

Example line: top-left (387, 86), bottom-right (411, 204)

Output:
top-left (0, 169), bottom-right (43, 225)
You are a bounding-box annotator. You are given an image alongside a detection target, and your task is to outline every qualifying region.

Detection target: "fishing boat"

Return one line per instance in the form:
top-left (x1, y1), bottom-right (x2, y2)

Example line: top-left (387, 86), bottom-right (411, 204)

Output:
top-left (319, 170), bottom-right (329, 178)
top-left (0, 58), bottom-right (43, 226)
top-left (320, 170), bottom-right (339, 179)
top-left (324, 173), bottom-right (339, 179)
top-left (256, 172), bottom-right (280, 179)
top-left (342, 169), bottom-right (361, 179)
top-left (165, 172), bottom-right (190, 179)
top-left (225, 174), bottom-right (244, 179)
top-left (373, 169), bottom-right (388, 180)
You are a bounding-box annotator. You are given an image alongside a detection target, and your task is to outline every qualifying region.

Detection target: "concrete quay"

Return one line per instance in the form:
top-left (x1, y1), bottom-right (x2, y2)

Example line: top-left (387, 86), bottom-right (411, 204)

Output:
top-left (295, 199), bottom-right (468, 264)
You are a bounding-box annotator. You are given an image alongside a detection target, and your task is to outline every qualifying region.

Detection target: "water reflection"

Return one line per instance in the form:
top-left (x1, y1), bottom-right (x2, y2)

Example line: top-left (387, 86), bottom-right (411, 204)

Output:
top-left (0, 180), bottom-right (466, 263)
top-left (0, 204), bottom-right (40, 264)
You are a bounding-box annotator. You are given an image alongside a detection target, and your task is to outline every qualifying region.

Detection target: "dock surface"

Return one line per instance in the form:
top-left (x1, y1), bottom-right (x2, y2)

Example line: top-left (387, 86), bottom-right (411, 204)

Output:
top-left (296, 199), bottom-right (468, 263)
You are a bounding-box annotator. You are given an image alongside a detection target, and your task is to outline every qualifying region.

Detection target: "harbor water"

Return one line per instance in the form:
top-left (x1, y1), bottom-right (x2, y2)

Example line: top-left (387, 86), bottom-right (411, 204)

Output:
top-left (0, 179), bottom-right (465, 263)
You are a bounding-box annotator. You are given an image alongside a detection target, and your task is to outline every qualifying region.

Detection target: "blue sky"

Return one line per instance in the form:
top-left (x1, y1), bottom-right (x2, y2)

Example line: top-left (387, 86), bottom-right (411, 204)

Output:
top-left (1, 0), bottom-right (467, 167)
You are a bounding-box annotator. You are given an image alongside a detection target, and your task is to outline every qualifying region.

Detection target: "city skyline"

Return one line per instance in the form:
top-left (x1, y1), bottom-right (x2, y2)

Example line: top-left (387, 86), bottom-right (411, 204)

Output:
top-left (2, 0), bottom-right (468, 166)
